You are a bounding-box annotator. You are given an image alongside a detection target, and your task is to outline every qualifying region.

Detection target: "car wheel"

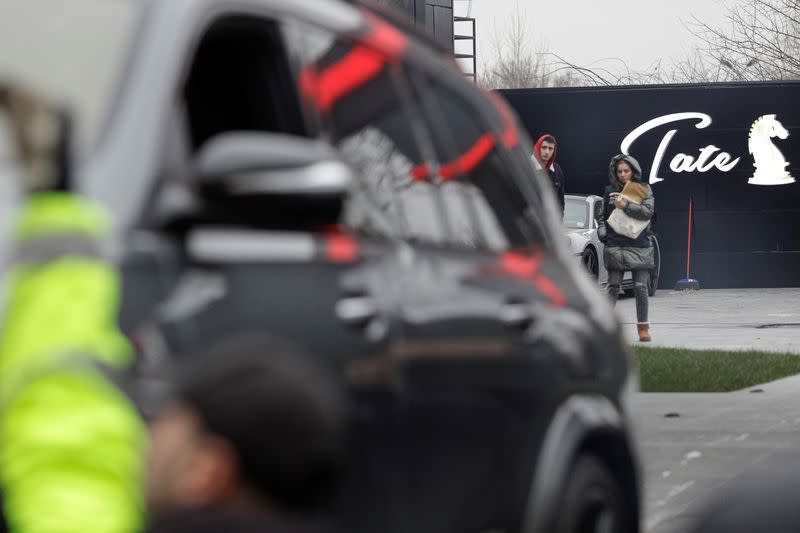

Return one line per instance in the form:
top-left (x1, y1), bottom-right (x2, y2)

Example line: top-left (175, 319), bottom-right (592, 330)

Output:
top-left (648, 237), bottom-right (661, 297)
top-left (581, 248), bottom-right (599, 280)
top-left (554, 455), bottom-right (631, 533)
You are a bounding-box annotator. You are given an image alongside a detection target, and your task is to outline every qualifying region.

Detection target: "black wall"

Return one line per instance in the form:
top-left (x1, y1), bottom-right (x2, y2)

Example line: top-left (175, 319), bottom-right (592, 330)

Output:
top-left (500, 82), bottom-right (800, 288)
top-left (388, 0), bottom-right (454, 53)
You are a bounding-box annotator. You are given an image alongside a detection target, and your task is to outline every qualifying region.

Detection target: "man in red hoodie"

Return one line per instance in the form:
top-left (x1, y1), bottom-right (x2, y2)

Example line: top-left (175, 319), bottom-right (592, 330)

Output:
top-left (531, 134), bottom-right (566, 217)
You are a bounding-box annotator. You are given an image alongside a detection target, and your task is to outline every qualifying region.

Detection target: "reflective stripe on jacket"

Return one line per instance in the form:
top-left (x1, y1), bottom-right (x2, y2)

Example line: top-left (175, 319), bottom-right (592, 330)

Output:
top-left (0, 193), bottom-right (146, 533)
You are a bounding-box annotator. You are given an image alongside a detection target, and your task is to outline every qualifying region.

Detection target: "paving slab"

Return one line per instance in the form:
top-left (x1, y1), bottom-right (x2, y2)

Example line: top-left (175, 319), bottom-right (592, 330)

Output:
top-left (616, 288), bottom-right (800, 353)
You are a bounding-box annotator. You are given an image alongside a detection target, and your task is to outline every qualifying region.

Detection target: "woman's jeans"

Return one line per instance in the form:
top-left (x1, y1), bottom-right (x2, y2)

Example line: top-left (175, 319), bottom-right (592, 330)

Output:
top-left (606, 269), bottom-right (649, 322)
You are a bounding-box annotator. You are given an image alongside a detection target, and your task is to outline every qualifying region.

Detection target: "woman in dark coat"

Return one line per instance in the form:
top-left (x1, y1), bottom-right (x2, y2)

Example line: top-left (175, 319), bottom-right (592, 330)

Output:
top-left (597, 154), bottom-right (655, 341)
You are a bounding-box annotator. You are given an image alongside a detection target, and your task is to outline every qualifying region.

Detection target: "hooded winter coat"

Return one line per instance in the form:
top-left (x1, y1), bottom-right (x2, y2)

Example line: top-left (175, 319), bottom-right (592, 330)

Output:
top-left (531, 135), bottom-right (566, 215)
top-left (597, 154), bottom-right (656, 271)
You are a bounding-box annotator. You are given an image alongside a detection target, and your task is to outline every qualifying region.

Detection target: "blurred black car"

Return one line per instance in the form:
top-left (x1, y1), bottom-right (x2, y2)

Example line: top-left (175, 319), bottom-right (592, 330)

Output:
top-left (0, 1), bottom-right (642, 532)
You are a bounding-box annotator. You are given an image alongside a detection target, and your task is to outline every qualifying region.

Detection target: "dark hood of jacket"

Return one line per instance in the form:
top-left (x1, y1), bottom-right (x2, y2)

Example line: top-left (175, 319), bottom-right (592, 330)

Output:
top-left (533, 134), bottom-right (557, 171)
top-left (608, 153), bottom-right (644, 189)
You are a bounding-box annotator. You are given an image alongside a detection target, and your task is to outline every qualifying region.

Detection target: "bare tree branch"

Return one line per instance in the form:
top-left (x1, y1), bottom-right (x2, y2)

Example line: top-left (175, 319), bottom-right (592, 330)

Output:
top-left (478, 2), bottom-right (596, 89)
top-left (685, 0), bottom-right (800, 81)
top-left (481, 0), bottom-right (800, 87)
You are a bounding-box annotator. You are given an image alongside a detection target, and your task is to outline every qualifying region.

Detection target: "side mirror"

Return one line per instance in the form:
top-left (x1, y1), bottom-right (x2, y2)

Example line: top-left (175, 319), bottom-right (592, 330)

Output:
top-left (194, 132), bottom-right (354, 229)
top-left (197, 132), bottom-right (352, 196)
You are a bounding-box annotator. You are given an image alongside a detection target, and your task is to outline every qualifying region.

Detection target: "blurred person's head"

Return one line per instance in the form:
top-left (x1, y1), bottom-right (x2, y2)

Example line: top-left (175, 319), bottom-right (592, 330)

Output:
top-left (145, 334), bottom-right (350, 518)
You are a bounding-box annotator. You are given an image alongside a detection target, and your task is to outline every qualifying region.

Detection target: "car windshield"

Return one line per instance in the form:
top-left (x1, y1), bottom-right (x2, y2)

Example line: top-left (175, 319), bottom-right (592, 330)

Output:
top-left (563, 197), bottom-right (590, 229)
top-left (0, 0), bottom-right (139, 156)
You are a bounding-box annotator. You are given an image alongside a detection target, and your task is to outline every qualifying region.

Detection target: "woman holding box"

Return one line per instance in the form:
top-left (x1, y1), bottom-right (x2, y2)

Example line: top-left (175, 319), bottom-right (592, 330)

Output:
top-left (597, 154), bottom-right (655, 342)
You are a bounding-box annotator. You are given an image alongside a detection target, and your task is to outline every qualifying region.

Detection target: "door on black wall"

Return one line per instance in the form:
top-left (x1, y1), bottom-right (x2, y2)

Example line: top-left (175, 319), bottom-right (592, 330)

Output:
top-left (424, 0), bottom-right (454, 53)
top-left (384, 0), bottom-right (454, 53)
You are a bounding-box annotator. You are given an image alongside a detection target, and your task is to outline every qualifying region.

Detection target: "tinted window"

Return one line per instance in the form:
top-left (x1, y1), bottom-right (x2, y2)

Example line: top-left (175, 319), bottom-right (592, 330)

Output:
top-left (437, 181), bottom-right (509, 250)
top-left (288, 21), bottom-right (448, 244)
top-left (406, 70), bottom-right (534, 251)
top-left (183, 16), bottom-right (306, 150)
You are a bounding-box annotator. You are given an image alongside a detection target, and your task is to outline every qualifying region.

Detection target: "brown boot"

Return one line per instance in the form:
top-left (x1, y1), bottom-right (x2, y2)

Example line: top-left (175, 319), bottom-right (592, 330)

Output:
top-left (637, 322), bottom-right (651, 342)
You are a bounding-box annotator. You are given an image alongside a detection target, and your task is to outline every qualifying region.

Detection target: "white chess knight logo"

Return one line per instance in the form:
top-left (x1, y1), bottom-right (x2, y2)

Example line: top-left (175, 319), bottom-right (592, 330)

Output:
top-left (747, 114), bottom-right (795, 185)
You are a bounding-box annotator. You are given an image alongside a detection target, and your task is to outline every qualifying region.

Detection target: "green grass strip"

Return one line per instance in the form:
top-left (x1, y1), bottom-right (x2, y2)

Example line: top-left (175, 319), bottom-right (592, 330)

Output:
top-left (633, 346), bottom-right (800, 392)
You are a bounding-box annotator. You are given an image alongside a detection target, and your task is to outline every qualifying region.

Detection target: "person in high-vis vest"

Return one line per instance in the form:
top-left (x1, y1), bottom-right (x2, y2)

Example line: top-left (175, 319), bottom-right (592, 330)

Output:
top-left (0, 191), bottom-right (147, 533)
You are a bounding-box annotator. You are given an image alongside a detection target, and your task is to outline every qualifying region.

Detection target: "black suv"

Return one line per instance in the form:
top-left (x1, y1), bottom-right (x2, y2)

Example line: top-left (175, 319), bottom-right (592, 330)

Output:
top-left (0, 1), bottom-right (641, 532)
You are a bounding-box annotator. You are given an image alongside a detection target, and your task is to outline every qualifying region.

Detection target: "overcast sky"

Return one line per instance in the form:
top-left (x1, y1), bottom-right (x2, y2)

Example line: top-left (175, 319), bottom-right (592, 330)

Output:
top-left (453, 0), bottom-right (734, 78)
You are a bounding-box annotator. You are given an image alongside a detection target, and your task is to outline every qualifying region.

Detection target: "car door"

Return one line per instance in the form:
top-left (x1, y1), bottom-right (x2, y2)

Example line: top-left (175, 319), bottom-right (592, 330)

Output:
top-left (285, 16), bottom-right (482, 533)
top-left (386, 66), bottom-right (586, 533)
top-left (294, 18), bottom-right (580, 530)
top-left (405, 61), bottom-right (623, 532)
top-left (125, 8), bottom-right (402, 377)
top-left (287, 12), bottom-right (606, 533)
top-left (285, 14), bottom-right (556, 532)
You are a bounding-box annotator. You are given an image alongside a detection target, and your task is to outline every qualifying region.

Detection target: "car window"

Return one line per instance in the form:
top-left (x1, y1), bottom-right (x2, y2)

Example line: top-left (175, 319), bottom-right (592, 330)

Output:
top-left (564, 198), bottom-right (590, 229)
top-left (182, 14), bottom-right (307, 151)
top-left (286, 19), bottom-right (449, 244)
top-left (405, 69), bottom-right (532, 251)
top-left (437, 181), bottom-right (508, 250)
top-left (145, 13), bottom-right (308, 229)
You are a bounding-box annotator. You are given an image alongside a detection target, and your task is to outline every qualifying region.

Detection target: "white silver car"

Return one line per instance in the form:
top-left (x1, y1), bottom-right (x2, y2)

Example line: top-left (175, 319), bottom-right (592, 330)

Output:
top-left (564, 194), bottom-right (660, 296)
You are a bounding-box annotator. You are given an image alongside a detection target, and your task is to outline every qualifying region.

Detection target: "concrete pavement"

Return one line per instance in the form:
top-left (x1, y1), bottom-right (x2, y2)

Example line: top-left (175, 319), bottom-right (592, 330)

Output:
top-left (633, 374), bottom-right (800, 533)
top-left (612, 289), bottom-right (800, 532)
top-left (616, 288), bottom-right (800, 353)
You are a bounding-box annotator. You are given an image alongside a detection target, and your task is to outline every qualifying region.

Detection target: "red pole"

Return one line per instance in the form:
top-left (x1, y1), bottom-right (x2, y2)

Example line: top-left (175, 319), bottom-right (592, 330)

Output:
top-left (686, 198), bottom-right (693, 279)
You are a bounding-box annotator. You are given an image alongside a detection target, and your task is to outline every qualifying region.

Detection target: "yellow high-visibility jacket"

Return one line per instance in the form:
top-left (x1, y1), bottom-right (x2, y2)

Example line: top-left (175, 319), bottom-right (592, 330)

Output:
top-left (0, 193), bottom-right (147, 533)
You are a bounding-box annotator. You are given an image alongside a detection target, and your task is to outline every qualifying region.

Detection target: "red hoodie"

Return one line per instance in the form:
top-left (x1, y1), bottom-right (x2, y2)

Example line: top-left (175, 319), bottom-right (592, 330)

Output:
top-left (532, 134), bottom-right (557, 172)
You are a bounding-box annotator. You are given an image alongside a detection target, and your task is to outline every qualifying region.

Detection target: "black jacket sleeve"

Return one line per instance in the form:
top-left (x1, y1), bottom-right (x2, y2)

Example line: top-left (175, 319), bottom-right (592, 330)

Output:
top-left (552, 163), bottom-right (566, 216)
top-left (597, 190), bottom-right (609, 242)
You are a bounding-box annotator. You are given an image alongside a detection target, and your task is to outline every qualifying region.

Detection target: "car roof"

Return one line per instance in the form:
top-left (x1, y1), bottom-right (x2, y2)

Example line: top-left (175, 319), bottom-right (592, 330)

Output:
top-left (141, 0), bottom-right (364, 34)
top-left (565, 194), bottom-right (602, 201)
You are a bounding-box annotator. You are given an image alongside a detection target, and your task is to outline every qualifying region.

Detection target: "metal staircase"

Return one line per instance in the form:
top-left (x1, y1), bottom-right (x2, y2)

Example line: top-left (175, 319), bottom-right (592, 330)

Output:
top-left (453, 15), bottom-right (476, 80)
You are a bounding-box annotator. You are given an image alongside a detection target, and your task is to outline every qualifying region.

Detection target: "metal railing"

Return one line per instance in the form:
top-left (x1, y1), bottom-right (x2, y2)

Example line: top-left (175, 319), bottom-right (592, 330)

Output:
top-left (453, 16), bottom-right (476, 81)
